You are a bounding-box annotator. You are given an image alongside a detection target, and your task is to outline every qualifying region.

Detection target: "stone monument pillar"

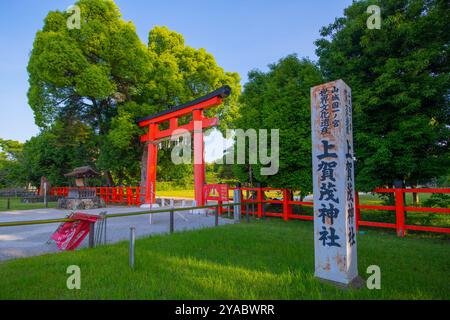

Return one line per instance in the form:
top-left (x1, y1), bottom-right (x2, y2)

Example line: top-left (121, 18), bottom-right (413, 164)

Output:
top-left (311, 79), bottom-right (360, 286)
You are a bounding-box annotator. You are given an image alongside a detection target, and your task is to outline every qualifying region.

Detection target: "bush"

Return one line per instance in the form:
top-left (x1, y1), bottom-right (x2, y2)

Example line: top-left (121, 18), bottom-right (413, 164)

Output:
top-left (423, 193), bottom-right (450, 208)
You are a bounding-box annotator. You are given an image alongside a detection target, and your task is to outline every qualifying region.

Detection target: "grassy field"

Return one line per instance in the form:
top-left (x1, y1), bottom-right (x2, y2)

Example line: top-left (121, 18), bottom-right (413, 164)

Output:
top-left (157, 189), bottom-right (195, 198)
top-left (0, 219), bottom-right (448, 299)
top-left (0, 197), bottom-right (58, 211)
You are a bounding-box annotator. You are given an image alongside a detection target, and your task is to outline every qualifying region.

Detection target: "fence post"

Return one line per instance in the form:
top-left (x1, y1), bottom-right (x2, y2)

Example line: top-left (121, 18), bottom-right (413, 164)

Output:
top-left (136, 187), bottom-right (141, 206)
top-left (126, 187), bottom-right (131, 206)
top-left (215, 205), bottom-right (219, 226)
top-left (88, 222), bottom-right (95, 248)
top-left (119, 187), bottom-right (124, 203)
top-left (283, 189), bottom-right (289, 221)
top-left (233, 187), bottom-right (242, 222)
top-left (237, 183), bottom-right (244, 219)
top-left (170, 209), bottom-right (174, 233)
top-left (354, 191), bottom-right (361, 232)
top-left (218, 199), bottom-right (223, 216)
top-left (395, 187), bottom-right (405, 237)
top-left (7, 197), bottom-right (10, 210)
top-left (257, 184), bottom-right (263, 218)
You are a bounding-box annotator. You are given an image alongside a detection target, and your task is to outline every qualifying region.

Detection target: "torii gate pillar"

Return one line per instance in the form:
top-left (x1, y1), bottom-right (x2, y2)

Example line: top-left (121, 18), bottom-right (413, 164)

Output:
top-left (145, 123), bottom-right (158, 204)
top-left (193, 109), bottom-right (205, 206)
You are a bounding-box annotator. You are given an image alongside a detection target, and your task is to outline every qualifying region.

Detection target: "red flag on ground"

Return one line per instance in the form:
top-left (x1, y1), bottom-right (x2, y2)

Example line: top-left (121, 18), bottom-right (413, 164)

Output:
top-left (51, 213), bottom-right (99, 251)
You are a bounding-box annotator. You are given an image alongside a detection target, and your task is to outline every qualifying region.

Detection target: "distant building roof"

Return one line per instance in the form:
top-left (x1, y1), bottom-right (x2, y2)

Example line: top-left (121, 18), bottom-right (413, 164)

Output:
top-left (64, 166), bottom-right (100, 178)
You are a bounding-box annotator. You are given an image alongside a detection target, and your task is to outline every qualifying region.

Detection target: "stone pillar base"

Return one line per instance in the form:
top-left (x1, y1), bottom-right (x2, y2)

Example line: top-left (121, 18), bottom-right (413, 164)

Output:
top-left (316, 275), bottom-right (365, 290)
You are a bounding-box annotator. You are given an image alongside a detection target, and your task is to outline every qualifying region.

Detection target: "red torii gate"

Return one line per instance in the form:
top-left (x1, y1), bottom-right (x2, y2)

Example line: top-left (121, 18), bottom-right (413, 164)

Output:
top-left (137, 86), bottom-right (231, 207)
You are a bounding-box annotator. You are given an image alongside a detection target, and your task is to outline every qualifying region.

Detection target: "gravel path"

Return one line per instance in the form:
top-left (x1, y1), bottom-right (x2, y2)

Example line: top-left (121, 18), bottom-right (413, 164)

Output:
top-left (0, 206), bottom-right (234, 261)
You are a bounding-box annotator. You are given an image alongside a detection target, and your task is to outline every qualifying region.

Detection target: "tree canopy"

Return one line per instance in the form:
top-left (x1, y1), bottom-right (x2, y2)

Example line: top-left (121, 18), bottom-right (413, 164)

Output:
top-left (0, 139), bottom-right (25, 188)
top-left (231, 55), bottom-right (323, 194)
top-left (12, 0), bottom-right (448, 192)
top-left (21, 120), bottom-right (97, 186)
top-left (26, 0), bottom-right (240, 186)
top-left (315, 0), bottom-right (450, 190)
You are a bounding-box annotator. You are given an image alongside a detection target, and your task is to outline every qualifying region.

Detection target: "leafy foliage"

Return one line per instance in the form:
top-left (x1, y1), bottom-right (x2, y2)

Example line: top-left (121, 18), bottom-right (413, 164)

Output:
top-left (231, 55), bottom-right (323, 194)
top-left (25, 0), bottom-right (240, 186)
top-left (315, 0), bottom-right (450, 190)
top-left (21, 121), bottom-right (97, 186)
top-left (423, 193), bottom-right (450, 209)
top-left (0, 139), bottom-right (25, 188)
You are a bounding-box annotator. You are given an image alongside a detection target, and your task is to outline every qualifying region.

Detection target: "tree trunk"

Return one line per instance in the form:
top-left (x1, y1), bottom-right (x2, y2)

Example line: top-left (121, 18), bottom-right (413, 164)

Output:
top-left (118, 173), bottom-right (123, 187)
top-left (412, 192), bottom-right (420, 206)
top-left (104, 170), bottom-right (114, 186)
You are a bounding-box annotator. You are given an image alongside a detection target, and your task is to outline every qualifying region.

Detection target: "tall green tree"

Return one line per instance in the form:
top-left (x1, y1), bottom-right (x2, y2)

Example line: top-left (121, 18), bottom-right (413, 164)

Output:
top-left (27, 0), bottom-right (240, 186)
top-left (232, 55), bottom-right (323, 195)
top-left (0, 139), bottom-right (25, 188)
top-left (315, 0), bottom-right (450, 190)
top-left (27, 0), bottom-right (151, 184)
top-left (103, 26), bottom-right (241, 185)
top-left (21, 120), bottom-right (97, 186)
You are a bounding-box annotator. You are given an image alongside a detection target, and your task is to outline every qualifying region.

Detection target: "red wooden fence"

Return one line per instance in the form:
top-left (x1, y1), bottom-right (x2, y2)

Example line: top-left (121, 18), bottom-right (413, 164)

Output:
top-left (49, 186), bottom-right (142, 206)
top-left (227, 186), bottom-right (450, 237)
top-left (48, 185), bottom-right (449, 237)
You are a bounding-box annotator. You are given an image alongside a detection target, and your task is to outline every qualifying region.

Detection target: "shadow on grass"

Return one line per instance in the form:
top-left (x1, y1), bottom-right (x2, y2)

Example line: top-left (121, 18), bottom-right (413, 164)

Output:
top-left (0, 219), bottom-right (449, 299)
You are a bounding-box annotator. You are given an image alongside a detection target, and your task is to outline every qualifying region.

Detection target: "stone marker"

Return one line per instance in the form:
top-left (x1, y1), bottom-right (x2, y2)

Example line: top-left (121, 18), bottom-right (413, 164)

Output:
top-left (311, 79), bottom-right (359, 286)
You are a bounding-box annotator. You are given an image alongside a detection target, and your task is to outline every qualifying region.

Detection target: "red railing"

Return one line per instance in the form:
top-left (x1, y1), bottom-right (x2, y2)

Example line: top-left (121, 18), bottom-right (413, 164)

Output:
top-left (49, 185), bottom-right (449, 237)
top-left (224, 186), bottom-right (450, 237)
top-left (49, 186), bottom-right (142, 206)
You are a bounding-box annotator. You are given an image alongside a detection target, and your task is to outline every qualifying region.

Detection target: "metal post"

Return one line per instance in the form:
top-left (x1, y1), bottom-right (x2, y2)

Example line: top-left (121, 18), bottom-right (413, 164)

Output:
top-left (88, 222), bottom-right (95, 248)
top-left (7, 197), bottom-right (10, 210)
top-left (215, 205), bottom-right (219, 226)
top-left (233, 185), bottom-right (242, 222)
top-left (129, 226), bottom-right (135, 269)
top-left (170, 209), bottom-right (174, 233)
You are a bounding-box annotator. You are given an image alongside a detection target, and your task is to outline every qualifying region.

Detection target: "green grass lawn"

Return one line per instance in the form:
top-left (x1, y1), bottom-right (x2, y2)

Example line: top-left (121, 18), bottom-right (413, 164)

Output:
top-left (0, 219), bottom-right (448, 299)
top-left (157, 189), bottom-right (195, 198)
top-left (0, 197), bottom-right (58, 211)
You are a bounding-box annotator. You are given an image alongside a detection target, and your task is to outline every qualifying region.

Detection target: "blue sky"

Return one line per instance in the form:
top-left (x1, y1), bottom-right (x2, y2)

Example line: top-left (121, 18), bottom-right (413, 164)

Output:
top-left (0, 0), bottom-right (352, 144)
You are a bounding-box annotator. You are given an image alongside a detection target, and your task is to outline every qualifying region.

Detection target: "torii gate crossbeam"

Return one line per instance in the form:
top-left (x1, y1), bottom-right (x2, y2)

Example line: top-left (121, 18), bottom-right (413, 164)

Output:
top-left (137, 86), bottom-right (231, 207)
